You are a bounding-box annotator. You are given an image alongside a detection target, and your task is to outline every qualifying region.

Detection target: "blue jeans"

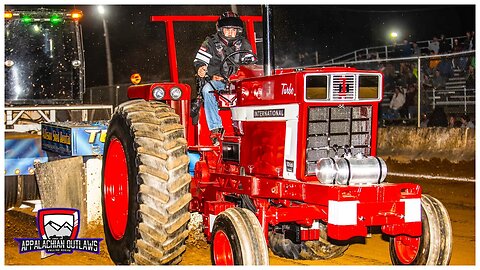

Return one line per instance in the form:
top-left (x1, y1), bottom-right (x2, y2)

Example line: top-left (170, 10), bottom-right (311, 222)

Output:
top-left (202, 80), bottom-right (225, 131)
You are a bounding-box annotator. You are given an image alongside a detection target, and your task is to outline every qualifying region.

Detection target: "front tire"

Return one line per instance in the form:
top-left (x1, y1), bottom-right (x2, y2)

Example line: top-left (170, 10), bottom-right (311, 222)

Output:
top-left (211, 207), bottom-right (269, 265)
top-left (389, 194), bottom-right (452, 265)
top-left (102, 99), bottom-right (191, 265)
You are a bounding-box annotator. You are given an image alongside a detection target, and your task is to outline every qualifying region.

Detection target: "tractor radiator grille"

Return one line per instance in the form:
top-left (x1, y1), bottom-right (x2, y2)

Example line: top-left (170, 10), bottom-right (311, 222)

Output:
top-left (306, 106), bottom-right (372, 175)
top-left (332, 74), bottom-right (356, 100)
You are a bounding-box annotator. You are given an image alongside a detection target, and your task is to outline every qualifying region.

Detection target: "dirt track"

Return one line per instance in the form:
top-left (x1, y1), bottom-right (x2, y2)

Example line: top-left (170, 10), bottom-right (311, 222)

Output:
top-left (4, 160), bottom-right (475, 265)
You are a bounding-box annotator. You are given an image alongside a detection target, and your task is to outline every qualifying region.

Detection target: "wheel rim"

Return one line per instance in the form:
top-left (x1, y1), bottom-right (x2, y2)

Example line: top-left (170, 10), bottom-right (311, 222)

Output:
top-left (213, 230), bottom-right (234, 265)
top-left (394, 235), bottom-right (420, 264)
top-left (104, 137), bottom-right (129, 240)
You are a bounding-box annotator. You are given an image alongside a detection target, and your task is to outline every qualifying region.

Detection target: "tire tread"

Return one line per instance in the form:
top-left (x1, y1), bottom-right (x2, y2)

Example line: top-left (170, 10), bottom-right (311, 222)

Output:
top-left (103, 100), bottom-right (190, 265)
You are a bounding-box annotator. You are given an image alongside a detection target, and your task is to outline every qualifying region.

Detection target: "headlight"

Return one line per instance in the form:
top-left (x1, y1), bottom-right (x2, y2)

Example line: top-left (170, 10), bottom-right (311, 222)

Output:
top-left (152, 87), bottom-right (165, 100)
top-left (5, 60), bottom-right (14, 67)
top-left (170, 87), bottom-right (182, 100)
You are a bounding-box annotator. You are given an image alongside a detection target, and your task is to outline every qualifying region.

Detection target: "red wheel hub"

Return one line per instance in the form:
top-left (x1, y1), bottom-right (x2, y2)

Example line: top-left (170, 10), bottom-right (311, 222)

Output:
top-left (104, 137), bottom-right (129, 240)
top-left (213, 230), bottom-right (234, 265)
top-left (394, 235), bottom-right (420, 264)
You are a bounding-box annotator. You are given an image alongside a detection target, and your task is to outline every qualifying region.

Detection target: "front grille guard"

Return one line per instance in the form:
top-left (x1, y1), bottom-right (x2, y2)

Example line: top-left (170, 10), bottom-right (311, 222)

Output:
top-left (305, 106), bottom-right (372, 175)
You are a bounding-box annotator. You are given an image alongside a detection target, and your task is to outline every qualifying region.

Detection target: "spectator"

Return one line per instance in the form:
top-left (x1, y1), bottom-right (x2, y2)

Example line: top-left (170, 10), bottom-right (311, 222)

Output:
top-left (383, 63), bottom-right (396, 92)
top-left (405, 70), bottom-right (417, 86)
top-left (453, 38), bottom-right (470, 72)
top-left (464, 31), bottom-right (474, 51)
top-left (420, 113), bottom-right (429, 127)
top-left (428, 36), bottom-right (440, 54)
top-left (420, 74), bottom-right (432, 114)
top-left (465, 65), bottom-right (475, 89)
top-left (400, 62), bottom-right (412, 77)
top-left (448, 115), bottom-right (457, 128)
top-left (439, 34), bottom-right (452, 54)
top-left (460, 115), bottom-right (475, 128)
top-left (427, 106), bottom-right (448, 127)
top-left (452, 38), bottom-right (463, 53)
top-left (389, 86), bottom-right (406, 119)
top-left (403, 84), bottom-right (417, 119)
top-left (452, 38), bottom-right (468, 71)
top-left (438, 57), bottom-right (454, 78)
top-left (471, 31), bottom-right (475, 50)
top-left (412, 41), bottom-right (421, 57)
top-left (421, 73), bottom-right (433, 90)
top-left (400, 39), bottom-right (412, 57)
top-left (432, 70), bottom-right (446, 90)
top-left (428, 50), bottom-right (441, 72)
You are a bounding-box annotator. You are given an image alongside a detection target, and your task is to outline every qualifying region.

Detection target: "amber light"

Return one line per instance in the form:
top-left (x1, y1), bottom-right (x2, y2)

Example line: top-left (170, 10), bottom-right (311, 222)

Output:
top-left (4, 11), bottom-right (13, 19)
top-left (70, 10), bottom-right (83, 21)
top-left (130, 73), bottom-right (142, 85)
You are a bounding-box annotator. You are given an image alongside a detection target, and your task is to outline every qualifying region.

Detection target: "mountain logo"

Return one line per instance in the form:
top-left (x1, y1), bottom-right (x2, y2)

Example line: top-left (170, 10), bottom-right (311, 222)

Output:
top-left (14, 208), bottom-right (102, 255)
top-left (39, 208), bottom-right (79, 240)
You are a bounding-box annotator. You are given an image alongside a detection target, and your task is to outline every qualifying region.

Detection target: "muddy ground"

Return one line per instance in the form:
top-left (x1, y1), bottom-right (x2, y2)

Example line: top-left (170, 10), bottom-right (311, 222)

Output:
top-left (4, 158), bottom-right (475, 265)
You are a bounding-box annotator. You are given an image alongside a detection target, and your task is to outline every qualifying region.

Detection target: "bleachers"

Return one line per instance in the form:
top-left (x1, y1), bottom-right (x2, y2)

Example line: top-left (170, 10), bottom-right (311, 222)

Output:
top-left (430, 68), bottom-right (474, 114)
top-left (317, 35), bottom-right (475, 126)
top-left (320, 35), bottom-right (468, 65)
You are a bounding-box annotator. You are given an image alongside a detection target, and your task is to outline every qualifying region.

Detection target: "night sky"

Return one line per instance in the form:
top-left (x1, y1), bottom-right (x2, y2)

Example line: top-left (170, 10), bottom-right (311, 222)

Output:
top-left (5, 5), bottom-right (475, 87)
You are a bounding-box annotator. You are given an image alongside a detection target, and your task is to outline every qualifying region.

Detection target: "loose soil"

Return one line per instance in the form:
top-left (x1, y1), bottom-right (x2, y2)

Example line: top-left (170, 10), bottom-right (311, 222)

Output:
top-left (4, 159), bottom-right (475, 265)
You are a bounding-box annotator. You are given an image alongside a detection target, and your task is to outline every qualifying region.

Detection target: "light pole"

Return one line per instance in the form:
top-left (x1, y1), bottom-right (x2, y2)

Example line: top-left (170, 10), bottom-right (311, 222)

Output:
top-left (97, 6), bottom-right (113, 87)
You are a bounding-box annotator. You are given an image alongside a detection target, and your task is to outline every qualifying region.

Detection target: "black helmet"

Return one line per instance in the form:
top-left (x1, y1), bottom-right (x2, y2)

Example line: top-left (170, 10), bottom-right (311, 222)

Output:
top-left (216, 11), bottom-right (243, 41)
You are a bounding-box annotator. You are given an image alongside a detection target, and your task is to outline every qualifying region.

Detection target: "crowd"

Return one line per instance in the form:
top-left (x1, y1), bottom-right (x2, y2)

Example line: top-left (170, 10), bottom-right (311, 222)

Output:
top-left (420, 107), bottom-right (475, 128)
top-left (377, 32), bottom-right (476, 128)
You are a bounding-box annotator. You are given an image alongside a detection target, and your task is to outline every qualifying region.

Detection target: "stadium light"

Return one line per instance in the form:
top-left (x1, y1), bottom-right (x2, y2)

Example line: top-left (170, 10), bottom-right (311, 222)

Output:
top-left (97, 6), bottom-right (105, 15)
top-left (97, 5), bottom-right (113, 87)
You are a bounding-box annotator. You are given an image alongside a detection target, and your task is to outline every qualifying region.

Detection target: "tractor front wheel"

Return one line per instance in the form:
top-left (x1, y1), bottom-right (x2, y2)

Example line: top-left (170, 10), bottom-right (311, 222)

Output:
top-left (389, 194), bottom-right (452, 265)
top-left (211, 207), bottom-right (269, 265)
top-left (102, 99), bottom-right (191, 265)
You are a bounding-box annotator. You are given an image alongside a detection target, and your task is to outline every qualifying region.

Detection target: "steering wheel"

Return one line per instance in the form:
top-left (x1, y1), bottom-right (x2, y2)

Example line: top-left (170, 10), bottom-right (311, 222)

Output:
top-left (219, 50), bottom-right (258, 80)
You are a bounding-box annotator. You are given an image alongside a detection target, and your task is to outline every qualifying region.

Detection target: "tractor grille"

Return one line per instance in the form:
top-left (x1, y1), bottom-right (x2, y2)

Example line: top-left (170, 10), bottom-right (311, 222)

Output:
top-left (305, 106), bottom-right (372, 175)
top-left (331, 74), bottom-right (356, 100)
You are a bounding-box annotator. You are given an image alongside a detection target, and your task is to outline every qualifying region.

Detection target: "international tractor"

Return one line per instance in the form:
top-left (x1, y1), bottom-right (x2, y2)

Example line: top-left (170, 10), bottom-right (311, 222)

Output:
top-left (100, 6), bottom-right (452, 265)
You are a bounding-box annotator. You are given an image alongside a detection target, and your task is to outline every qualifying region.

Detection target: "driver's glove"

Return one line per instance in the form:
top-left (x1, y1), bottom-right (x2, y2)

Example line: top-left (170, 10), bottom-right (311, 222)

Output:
top-left (241, 53), bottom-right (257, 64)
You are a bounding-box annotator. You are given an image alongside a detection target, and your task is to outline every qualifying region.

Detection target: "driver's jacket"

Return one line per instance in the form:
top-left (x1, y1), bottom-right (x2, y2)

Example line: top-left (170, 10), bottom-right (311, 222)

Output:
top-left (194, 33), bottom-right (253, 77)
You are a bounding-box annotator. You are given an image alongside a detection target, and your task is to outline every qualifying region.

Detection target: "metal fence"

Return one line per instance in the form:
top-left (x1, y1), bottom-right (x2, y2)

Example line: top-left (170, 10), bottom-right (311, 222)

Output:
top-left (321, 50), bottom-right (475, 127)
top-left (85, 51), bottom-right (475, 128)
top-left (320, 35), bottom-right (468, 65)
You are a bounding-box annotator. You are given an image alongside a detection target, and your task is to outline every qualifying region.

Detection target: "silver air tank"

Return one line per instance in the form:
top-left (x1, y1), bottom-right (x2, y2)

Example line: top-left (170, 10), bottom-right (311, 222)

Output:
top-left (315, 157), bottom-right (337, 184)
top-left (315, 154), bottom-right (388, 185)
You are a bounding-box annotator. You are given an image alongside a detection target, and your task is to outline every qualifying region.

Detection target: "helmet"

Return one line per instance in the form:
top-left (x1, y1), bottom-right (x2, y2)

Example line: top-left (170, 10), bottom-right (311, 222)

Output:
top-left (216, 11), bottom-right (243, 41)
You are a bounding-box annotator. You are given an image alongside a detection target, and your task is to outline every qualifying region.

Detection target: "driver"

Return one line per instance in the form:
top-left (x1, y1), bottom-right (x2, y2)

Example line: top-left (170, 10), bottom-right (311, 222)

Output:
top-left (193, 11), bottom-right (253, 146)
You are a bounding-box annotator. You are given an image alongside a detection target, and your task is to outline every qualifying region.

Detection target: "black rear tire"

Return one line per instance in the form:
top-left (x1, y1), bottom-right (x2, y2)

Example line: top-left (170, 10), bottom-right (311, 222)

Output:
top-left (269, 229), bottom-right (349, 260)
top-left (102, 99), bottom-right (191, 265)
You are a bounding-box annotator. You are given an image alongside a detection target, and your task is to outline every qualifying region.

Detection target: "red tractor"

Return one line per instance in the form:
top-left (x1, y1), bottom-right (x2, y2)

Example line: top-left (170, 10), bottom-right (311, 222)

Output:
top-left (100, 6), bottom-right (452, 265)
